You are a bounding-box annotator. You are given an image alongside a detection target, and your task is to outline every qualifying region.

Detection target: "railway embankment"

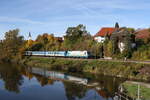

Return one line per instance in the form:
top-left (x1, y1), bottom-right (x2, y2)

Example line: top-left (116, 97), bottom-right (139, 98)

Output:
top-left (23, 57), bottom-right (150, 82)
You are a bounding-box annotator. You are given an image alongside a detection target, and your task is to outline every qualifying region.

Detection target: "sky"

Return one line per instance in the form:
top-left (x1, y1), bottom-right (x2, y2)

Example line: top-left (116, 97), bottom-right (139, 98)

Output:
top-left (0, 0), bottom-right (150, 40)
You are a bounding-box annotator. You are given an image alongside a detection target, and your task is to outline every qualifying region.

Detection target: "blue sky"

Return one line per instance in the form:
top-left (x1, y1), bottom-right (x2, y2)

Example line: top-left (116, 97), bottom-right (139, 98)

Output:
top-left (0, 0), bottom-right (150, 40)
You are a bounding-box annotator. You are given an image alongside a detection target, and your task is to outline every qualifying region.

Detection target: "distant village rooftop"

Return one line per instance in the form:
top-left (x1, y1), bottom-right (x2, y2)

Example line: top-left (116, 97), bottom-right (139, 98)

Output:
top-left (94, 27), bottom-right (116, 37)
top-left (134, 29), bottom-right (150, 39)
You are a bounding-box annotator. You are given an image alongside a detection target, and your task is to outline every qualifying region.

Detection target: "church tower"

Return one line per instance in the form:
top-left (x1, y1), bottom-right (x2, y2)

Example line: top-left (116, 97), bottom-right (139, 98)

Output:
top-left (115, 22), bottom-right (119, 29)
top-left (27, 32), bottom-right (32, 47)
top-left (115, 22), bottom-right (119, 31)
top-left (28, 32), bottom-right (32, 40)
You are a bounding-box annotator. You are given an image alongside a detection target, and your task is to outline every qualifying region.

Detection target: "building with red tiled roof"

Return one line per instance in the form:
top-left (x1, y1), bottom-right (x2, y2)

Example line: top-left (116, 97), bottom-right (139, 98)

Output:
top-left (94, 23), bottom-right (119, 42)
top-left (134, 29), bottom-right (150, 39)
top-left (94, 27), bottom-right (117, 42)
top-left (95, 27), bottom-right (116, 37)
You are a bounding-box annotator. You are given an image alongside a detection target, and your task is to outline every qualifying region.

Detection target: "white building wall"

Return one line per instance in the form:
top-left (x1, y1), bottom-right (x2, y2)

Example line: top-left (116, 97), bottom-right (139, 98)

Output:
top-left (94, 36), bottom-right (105, 43)
top-left (118, 42), bottom-right (125, 53)
top-left (118, 42), bottom-right (136, 53)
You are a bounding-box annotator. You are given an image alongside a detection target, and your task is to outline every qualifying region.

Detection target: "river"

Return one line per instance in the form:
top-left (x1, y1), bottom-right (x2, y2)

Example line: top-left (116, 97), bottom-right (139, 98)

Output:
top-left (0, 63), bottom-right (127, 100)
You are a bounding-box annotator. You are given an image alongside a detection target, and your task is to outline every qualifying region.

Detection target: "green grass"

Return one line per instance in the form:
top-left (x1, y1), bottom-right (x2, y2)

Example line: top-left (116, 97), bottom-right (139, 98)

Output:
top-left (24, 57), bottom-right (150, 81)
top-left (123, 82), bottom-right (150, 100)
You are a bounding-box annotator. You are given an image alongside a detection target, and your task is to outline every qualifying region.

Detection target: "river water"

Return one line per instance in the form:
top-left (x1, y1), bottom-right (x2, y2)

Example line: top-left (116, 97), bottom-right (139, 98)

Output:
top-left (0, 63), bottom-right (126, 100)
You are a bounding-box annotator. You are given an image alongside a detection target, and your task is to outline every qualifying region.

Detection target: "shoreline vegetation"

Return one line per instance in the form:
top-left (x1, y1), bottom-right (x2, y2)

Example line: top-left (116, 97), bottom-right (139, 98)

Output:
top-left (22, 57), bottom-right (150, 82)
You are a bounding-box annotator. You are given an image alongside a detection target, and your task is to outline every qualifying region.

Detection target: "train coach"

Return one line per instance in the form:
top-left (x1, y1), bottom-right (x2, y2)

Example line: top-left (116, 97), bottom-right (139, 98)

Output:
top-left (46, 51), bottom-right (66, 57)
top-left (25, 51), bottom-right (91, 58)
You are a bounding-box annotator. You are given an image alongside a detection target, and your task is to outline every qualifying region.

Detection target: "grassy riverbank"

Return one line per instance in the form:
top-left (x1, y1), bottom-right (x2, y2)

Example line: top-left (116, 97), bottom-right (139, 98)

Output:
top-left (23, 57), bottom-right (150, 82)
top-left (123, 82), bottom-right (150, 100)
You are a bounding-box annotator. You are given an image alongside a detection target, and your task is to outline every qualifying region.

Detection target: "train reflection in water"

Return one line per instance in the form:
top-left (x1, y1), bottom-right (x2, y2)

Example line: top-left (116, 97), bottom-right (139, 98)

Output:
top-left (28, 67), bottom-right (134, 100)
top-left (29, 67), bottom-right (89, 85)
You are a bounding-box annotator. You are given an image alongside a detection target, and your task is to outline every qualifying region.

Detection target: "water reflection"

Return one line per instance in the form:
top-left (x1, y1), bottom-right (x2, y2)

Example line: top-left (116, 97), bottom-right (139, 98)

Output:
top-left (0, 63), bottom-right (126, 100)
top-left (0, 63), bottom-right (23, 93)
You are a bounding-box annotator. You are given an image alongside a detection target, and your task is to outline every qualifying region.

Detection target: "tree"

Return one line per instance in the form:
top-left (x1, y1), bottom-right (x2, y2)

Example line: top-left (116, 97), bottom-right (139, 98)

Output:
top-left (111, 36), bottom-right (119, 54)
top-left (104, 41), bottom-right (113, 57)
top-left (122, 36), bottom-right (132, 58)
top-left (28, 42), bottom-right (43, 51)
top-left (132, 45), bottom-right (149, 60)
top-left (127, 28), bottom-right (135, 33)
top-left (62, 24), bottom-right (91, 50)
top-left (26, 33), bottom-right (63, 51)
top-left (36, 33), bottom-right (49, 50)
top-left (0, 29), bottom-right (24, 61)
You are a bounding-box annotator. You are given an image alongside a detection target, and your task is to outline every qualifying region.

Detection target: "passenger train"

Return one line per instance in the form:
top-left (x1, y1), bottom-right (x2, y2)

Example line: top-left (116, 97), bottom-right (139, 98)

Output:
top-left (25, 51), bottom-right (92, 58)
